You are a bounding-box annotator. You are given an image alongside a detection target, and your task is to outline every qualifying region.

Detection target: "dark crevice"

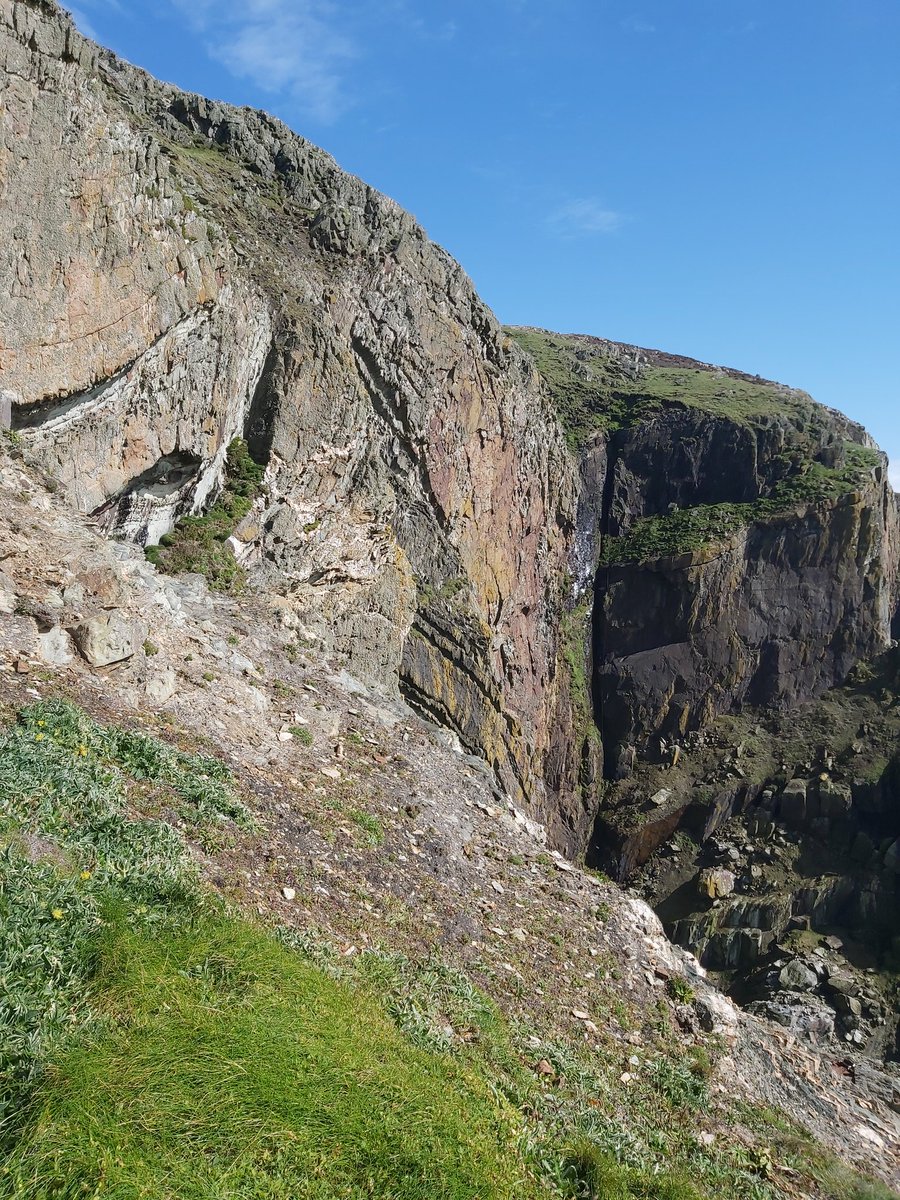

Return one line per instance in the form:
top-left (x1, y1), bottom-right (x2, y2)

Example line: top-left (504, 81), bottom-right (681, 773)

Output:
top-left (90, 452), bottom-right (202, 519)
top-left (591, 433), bottom-right (623, 779)
top-left (243, 340), bottom-right (282, 466)
top-left (13, 359), bottom-right (137, 431)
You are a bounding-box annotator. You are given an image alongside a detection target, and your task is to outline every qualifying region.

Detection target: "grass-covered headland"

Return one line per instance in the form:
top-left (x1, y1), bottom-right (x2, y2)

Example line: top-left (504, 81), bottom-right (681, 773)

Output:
top-left (0, 700), bottom-right (893, 1199)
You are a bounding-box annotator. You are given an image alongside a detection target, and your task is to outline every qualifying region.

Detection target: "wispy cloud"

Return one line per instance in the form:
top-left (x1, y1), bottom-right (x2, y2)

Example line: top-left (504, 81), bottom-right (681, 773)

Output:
top-left (67, 5), bottom-right (100, 39)
top-left (547, 199), bottom-right (625, 237)
top-left (890, 460), bottom-right (900, 492)
top-left (170, 0), bottom-right (358, 123)
top-left (620, 16), bottom-right (656, 34)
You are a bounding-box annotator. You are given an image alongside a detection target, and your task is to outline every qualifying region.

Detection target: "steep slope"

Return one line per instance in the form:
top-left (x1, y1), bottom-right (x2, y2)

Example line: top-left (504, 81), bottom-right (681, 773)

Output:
top-left (1, 435), bottom-right (898, 1196)
top-left (508, 328), bottom-right (899, 776)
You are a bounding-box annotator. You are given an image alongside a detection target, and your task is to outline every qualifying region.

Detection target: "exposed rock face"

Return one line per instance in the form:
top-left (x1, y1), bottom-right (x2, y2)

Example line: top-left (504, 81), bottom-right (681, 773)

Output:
top-left (0, 0), bottom-right (581, 841)
top-left (2, 1), bottom-right (898, 869)
top-left (598, 476), bottom-right (896, 755)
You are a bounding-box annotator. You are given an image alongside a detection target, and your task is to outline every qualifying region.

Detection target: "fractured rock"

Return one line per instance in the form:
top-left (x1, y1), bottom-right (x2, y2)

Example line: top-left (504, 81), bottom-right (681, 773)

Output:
top-left (73, 610), bottom-right (139, 667)
top-left (698, 867), bottom-right (736, 899)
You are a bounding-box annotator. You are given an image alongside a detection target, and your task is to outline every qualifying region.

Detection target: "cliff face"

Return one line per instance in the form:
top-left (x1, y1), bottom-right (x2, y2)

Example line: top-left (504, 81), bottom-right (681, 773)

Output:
top-left (2, 0), bottom-right (898, 866)
top-left (0, 0), bottom-right (587, 845)
top-left (508, 330), bottom-right (900, 786)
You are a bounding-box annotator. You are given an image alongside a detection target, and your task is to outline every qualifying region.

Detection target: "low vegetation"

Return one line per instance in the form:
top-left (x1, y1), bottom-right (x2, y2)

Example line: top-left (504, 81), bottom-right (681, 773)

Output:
top-left (0, 699), bottom-right (893, 1199)
top-left (505, 327), bottom-right (822, 448)
top-left (145, 438), bottom-right (264, 593)
top-left (602, 443), bottom-right (881, 564)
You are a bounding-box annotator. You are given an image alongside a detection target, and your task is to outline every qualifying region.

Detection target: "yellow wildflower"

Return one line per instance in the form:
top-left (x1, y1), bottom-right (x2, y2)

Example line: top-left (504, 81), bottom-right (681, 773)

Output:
top-left (51, 908), bottom-right (64, 920)
top-left (80, 870), bottom-right (92, 881)
top-left (34, 733), bottom-right (45, 742)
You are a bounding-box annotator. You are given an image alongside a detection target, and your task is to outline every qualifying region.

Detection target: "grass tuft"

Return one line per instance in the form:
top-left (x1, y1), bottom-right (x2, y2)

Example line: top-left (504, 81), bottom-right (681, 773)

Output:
top-left (145, 438), bottom-right (265, 593)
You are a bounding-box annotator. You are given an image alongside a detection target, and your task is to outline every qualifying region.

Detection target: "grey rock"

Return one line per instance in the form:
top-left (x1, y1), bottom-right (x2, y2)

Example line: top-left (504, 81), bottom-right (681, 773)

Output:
top-left (73, 611), bottom-right (139, 666)
top-left (145, 663), bottom-right (177, 705)
top-left (38, 625), bottom-right (74, 666)
top-left (778, 960), bottom-right (819, 992)
top-left (0, 568), bottom-right (15, 614)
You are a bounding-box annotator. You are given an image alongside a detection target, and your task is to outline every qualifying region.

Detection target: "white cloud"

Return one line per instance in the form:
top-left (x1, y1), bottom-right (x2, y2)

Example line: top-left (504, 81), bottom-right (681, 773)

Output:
top-left (547, 199), bottom-right (624, 237)
top-left (171, 0), bottom-right (358, 123)
top-left (889, 460), bottom-right (900, 492)
top-left (620, 17), bottom-right (656, 34)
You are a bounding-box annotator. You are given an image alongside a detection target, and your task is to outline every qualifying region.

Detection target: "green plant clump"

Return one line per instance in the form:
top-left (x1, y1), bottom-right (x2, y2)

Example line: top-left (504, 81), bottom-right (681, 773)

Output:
top-left (602, 443), bottom-right (881, 564)
top-left (145, 438), bottom-right (265, 593)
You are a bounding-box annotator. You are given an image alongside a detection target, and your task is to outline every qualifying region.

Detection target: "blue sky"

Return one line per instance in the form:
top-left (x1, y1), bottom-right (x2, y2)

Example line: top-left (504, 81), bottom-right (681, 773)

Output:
top-left (69, 0), bottom-right (898, 483)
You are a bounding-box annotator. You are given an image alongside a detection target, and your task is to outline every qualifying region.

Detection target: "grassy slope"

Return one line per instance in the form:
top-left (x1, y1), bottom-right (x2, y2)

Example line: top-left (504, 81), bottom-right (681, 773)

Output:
top-left (504, 328), bottom-right (824, 446)
top-left (0, 700), bottom-right (894, 1200)
top-left (506, 328), bottom-right (881, 563)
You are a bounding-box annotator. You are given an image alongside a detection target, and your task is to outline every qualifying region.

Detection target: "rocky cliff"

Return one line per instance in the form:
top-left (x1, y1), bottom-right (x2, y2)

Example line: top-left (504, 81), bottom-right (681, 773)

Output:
top-left (3, 0), bottom-right (900, 1188)
top-left (0, 0), bottom-right (591, 847)
top-left (6, 2), bottom-right (896, 871)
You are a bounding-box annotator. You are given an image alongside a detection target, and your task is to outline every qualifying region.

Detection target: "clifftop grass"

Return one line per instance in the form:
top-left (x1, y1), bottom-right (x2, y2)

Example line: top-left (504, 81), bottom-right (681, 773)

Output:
top-left (505, 327), bottom-right (824, 449)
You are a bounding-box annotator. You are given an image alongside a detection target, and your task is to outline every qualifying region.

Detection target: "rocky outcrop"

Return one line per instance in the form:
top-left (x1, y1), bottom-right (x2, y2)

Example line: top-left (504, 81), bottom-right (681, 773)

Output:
top-left (2, 2), bottom-right (898, 864)
top-left (597, 474), bottom-right (896, 755)
top-left (0, 0), bottom-right (582, 833)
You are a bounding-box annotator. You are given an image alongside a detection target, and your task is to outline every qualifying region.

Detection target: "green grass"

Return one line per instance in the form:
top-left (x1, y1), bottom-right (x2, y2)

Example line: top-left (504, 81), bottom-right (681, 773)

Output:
top-left (1, 914), bottom-right (538, 1200)
top-left (349, 809), bottom-right (384, 847)
top-left (505, 329), bottom-right (879, 468)
top-left (601, 443), bottom-right (881, 564)
top-left (0, 699), bottom-right (894, 1200)
top-left (0, 699), bottom-right (248, 1150)
top-left (145, 438), bottom-right (265, 594)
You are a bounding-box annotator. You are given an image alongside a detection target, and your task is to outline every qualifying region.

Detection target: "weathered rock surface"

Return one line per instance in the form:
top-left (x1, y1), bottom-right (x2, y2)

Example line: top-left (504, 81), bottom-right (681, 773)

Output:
top-left (73, 609), bottom-right (139, 666)
top-left (0, 0), bottom-right (583, 842)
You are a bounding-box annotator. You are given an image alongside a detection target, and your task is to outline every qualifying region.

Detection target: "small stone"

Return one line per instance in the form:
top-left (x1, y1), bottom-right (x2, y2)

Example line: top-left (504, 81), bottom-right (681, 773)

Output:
top-left (145, 663), bottom-right (177, 705)
top-left (320, 766), bottom-right (341, 780)
top-left (534, 1058), bottom-right (555, 1077)
top-left (649, 787), bottom-right (673, 807)
top-left (282, 886), bottom-right (296, 901)
top-left (698, 867), bottom-right (736, 899)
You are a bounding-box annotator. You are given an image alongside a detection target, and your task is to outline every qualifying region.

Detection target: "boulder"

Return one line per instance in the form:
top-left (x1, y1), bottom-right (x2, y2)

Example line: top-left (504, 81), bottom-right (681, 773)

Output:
top-left (73, 610), bottom-right (139, 666)
top-left (145, 663), bottom-right (177, 705)
top-left (777, 959), bottom-right (819, 992)
top-left (38, 626), bottom-right (74, 666)
top-left (780, 779), bottom-right (808, 827)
